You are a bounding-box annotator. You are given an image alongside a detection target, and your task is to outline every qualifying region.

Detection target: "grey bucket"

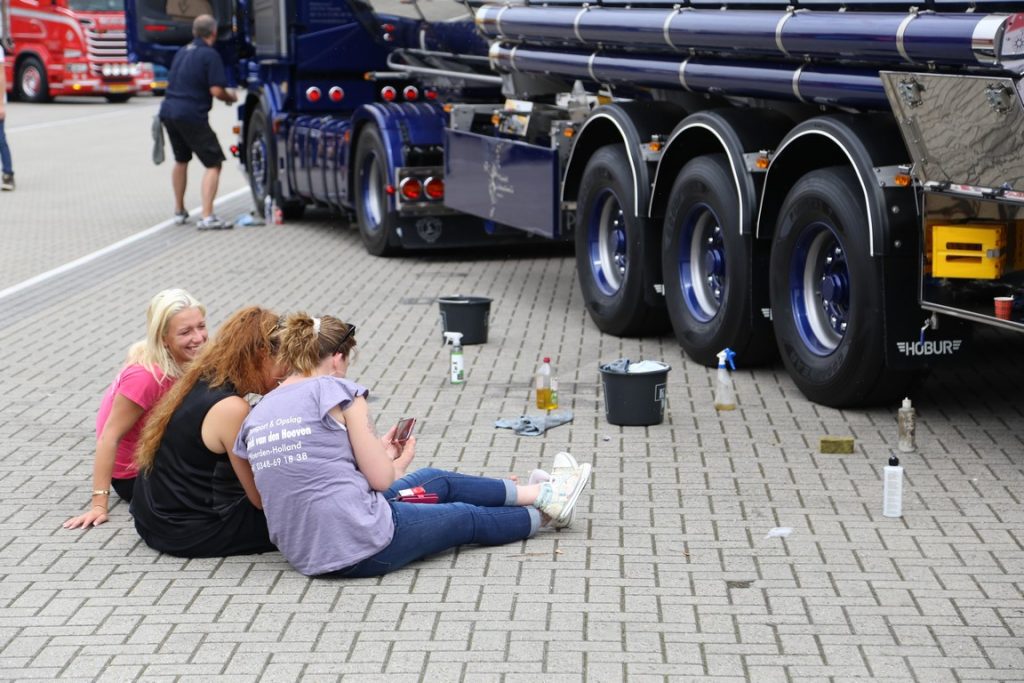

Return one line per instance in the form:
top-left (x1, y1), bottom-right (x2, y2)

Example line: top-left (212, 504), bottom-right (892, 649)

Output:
top-left (438, 296), bottom-right (492, 345)
top-left (600, 361), bottom-right (671, 426)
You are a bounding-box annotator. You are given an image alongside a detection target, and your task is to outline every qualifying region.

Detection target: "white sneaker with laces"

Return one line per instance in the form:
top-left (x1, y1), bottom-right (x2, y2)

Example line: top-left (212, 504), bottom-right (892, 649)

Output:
top-left (197, 214), bottom-right (229, 230)
top-left (536, 461), bottom-right (591, 529)
top-left (174, 210), bottom-right (189, 225)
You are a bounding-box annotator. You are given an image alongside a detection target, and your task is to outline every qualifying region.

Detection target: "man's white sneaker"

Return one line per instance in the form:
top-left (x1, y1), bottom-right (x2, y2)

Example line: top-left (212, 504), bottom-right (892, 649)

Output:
top-left (197, 214), bottom-right (230, 230)
top-left (174, 210), bottom-right (190, 225)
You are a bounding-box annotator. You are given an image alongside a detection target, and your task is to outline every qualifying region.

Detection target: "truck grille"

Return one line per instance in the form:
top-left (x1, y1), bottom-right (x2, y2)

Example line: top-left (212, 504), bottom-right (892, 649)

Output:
top-left (79, 21), bottom-right (130, 77)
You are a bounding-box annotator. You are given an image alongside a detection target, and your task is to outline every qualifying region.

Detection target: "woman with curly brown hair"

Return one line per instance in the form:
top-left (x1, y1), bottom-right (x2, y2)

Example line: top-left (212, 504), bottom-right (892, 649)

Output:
top-left (130, 306), bottom-right (287, 558)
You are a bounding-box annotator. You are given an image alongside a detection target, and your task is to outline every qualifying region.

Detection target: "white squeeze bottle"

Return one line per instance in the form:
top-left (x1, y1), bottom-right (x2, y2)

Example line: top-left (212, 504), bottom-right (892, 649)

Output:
top-left (713, 348), bottom-right (736, 411)
top-left (883, 454), bottom-right (904, 518)
top-left (444, 332), bottom-right (464, 384)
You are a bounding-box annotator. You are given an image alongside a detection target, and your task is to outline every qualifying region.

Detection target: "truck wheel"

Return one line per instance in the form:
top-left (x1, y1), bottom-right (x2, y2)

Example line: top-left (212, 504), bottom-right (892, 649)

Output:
top-left (246, 107), bottom-right (304, 220)
top-left (105, 94), bottom-right (132, 103)
top-left (575, 145), bottom-right (665, 336)
top-left (17, 56), bottom-right (50, 103)
top-left (354, 125), bottom-right (397, 256)
top-left (662, 154), bottom-right (775, 367)
top-left (769, 166), bottom-right (912, 407)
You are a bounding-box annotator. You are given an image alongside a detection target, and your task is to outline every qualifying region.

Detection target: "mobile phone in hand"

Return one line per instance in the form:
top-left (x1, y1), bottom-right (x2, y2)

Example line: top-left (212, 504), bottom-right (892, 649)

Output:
top-left (393, 417), bottom-right (416, 446)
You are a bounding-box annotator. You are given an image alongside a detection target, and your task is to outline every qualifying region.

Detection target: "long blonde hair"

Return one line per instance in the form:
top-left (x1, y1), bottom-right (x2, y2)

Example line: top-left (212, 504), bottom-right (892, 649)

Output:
top-left (278, 312), bottom-right (357, 375)
top-left (124, 288), bottom-right (206, 382)
top-left (135, 306), bottom-right (280, 473)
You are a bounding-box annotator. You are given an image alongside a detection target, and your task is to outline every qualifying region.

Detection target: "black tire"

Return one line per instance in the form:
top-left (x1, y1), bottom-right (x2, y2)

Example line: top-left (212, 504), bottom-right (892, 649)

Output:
top-left (769, 166), bottom-right (913, 407)
top-left (105, 94), bottom-right (132, 103)
top-left (662, 154), bottom-right (775, 367)
top-left (575, 146), bottom-right (666, 336)
top-left (17, 56), bottom-right (50, 103)
top-left (353, 124), bottom-right (398, 256)
top-left (246, 107), bottom-right (305, 220)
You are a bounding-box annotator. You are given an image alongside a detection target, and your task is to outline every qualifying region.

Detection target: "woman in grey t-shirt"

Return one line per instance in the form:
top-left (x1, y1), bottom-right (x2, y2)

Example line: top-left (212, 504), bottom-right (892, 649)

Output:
top-left (234, 313), bottom-right (592, 577)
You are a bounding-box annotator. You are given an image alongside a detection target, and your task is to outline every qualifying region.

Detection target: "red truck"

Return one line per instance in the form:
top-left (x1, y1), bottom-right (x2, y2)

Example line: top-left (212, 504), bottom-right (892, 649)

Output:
top-left (3, 0), bottom-right (153, 102)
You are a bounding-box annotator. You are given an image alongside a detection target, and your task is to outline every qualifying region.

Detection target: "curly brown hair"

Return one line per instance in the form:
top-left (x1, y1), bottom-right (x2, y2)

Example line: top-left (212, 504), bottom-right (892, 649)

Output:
top-left (134, 306), bottom-right (281, 473)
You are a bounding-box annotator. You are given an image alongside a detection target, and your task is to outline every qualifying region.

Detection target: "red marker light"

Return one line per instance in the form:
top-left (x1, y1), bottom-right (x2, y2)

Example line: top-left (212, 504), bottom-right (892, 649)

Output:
top-left (306, 86), bottom-right (322, 102)
top-left (424, 88), bottom-right (438, 100)
top-left (385, 184), bottom-right (395, 195)
top-left (381, 86), bottom-right (397, 102)
top-left (328, 86), bottom-right (344, 102)
top-left (399, 177), bottom-right (423, 201)
top-left (424, 177), bottom-right (444, 200)
top-left (381, 23), bottom-right (395, 32)
top-left (403, 86), bottom-right (418, 101)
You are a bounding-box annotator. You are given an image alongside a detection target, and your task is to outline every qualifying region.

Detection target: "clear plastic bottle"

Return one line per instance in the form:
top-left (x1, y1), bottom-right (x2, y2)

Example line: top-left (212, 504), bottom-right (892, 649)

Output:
top-left (264, 194), bottom-right (272, 221)
top-left (713, 348), bottom-right (736, 411)
top-left (535, 357), bottom-right (555, 409)
top-left (549, 375), bottom-right (559, 411)
top-left (444, 332), bottom-right (464, 384)
top-left (883, 454), bottom-right (903, 517)
top-left (897, 397), bottom-right (916, 453)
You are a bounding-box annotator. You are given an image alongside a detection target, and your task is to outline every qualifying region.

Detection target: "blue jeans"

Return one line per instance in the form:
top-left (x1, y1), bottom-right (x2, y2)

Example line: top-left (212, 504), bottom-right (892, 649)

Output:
top-left (0, 118), bottom-right (11, 175)
top-left (334, 468), bottom-right (539, 578)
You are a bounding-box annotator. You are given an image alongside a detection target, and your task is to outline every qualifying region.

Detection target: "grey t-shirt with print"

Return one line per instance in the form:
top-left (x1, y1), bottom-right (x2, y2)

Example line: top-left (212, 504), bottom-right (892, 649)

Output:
top-left (234, 376), bottom-right (394, 575)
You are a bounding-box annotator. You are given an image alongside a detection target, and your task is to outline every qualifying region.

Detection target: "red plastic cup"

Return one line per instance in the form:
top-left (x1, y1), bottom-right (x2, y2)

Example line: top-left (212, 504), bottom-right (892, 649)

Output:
top-left (994, 296), bottom-right (1013, 320)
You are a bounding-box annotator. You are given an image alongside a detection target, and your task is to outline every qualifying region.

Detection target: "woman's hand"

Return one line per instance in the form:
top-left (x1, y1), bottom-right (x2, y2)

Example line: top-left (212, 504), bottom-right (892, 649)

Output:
top-left (381, 424), bottom-right (401, 460)
top-left (63, 505), bottom-right (109, 529)
top-left (392, 436), bottom-right (416, 479)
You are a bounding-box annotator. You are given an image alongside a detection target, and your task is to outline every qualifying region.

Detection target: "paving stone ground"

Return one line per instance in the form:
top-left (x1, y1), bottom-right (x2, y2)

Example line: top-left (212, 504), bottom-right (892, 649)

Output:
top-left (0, 102), bottom-right (1021, 682)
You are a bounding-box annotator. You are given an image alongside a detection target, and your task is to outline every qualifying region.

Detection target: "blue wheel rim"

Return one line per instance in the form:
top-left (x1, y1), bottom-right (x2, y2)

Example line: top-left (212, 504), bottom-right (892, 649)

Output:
top-left (676, 203), bottom-right (725, 323)
top-left (587, 189), bottom-right (627, 296)
top-left (360, 150), bottom-right (384, 232)
top-left (789, 221), bottom-right (849, 356)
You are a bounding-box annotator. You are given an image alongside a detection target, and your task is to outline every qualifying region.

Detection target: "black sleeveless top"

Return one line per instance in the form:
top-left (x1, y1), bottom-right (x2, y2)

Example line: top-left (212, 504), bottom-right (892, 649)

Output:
top-left (131, 379), bottom-right (273, 557)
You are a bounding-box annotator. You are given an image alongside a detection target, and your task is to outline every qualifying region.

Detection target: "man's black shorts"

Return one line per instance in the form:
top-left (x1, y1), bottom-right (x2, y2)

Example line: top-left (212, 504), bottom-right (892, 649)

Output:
top-left (162, 117), bottom-right (226, 168)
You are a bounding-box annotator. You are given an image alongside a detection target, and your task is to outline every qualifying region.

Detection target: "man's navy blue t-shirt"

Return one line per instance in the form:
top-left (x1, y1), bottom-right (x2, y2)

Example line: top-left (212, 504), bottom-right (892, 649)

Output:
top-left (159, 39), bottom-right (227, 122)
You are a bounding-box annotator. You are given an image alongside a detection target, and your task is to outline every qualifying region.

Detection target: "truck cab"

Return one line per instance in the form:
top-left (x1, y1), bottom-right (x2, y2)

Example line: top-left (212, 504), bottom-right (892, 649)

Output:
top-left (5, 0), bottom-right (154, 102)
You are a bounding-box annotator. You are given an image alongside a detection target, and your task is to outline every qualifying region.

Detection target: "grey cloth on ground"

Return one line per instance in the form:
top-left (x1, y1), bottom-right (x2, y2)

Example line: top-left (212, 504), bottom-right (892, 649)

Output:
top-left (495, 409), bottom-right (573, 436)
top-left (151, 115), bottom-right (165, 165)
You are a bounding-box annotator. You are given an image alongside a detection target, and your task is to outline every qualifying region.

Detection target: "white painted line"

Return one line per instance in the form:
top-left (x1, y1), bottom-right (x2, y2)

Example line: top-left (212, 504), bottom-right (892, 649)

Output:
top-left (0, 186), bottom-right (251, 302)
top-left (6, 103), bottom-right (160, 134)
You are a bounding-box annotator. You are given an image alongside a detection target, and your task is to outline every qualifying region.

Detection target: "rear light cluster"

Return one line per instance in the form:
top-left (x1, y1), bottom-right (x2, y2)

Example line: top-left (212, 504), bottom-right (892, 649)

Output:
top-left (305, 86), bottom-right (345, 103)
top-left (399, 176), bottom-right (445, 202)
top-left (381, 86), bottom-right (438, 103)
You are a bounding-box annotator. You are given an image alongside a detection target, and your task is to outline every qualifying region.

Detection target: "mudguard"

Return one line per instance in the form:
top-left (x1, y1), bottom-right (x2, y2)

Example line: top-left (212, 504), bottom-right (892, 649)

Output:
top-left (347, 102), bottom-right (448, 210)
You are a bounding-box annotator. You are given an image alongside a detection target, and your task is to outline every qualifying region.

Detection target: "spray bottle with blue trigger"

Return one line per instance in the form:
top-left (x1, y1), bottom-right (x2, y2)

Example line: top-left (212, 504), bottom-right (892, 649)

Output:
top-left (714, 347), bottom-right (737, 411)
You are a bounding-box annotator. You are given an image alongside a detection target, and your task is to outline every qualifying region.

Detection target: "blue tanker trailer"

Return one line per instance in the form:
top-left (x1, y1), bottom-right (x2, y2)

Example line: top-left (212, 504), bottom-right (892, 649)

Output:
top-left (126, 0), bottom-right (1024, 407)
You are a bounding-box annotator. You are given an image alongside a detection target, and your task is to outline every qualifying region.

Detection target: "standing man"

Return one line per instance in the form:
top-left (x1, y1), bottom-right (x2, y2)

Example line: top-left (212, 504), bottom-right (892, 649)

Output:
top-left (0, 0), bottom-right (14, 191)
top-left (160, 14), bottom-right (236, 229)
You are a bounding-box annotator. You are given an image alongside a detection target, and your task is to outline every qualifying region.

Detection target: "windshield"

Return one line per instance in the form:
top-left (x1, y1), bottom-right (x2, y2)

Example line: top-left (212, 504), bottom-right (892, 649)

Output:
top-left (366, 0), bottom-right (472, 23)
top-left (67, 0), bottom-right (124, 11)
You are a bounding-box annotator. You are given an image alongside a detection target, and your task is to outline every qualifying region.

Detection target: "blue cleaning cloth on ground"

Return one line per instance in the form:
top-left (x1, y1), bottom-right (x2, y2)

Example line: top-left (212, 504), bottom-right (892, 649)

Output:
top-left (495, 409), bottom-right (574, 436)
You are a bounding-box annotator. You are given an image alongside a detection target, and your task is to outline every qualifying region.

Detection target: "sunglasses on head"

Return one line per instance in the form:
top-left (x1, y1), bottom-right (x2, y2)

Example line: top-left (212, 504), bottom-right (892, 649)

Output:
top-left (333, 323), bottom-right (356, 356)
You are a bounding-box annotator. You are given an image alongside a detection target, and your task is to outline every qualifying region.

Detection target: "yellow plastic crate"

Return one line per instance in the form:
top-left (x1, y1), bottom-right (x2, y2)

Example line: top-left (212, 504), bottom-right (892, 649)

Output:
top-left (932, 224), bottom-right (1007, 279)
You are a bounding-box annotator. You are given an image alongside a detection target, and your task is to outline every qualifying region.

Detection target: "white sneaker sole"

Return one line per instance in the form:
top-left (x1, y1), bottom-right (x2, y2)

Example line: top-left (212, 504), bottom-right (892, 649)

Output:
top-left (555, 463), bottom-right (591, 527)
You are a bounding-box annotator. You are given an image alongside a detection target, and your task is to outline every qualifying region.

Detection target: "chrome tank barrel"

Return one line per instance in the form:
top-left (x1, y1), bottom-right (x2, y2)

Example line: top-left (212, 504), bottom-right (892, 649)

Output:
top-left (488, 43), bottom-right (888, 109)
top-left (476, 6), bottom-right (1024, 72)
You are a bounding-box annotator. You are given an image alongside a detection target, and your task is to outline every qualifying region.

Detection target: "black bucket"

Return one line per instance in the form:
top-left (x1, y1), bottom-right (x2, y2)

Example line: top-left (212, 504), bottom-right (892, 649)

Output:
top-left (438, 296), bottom-right (492, 345)
top-left (600, 361), bottom-right (671, 426)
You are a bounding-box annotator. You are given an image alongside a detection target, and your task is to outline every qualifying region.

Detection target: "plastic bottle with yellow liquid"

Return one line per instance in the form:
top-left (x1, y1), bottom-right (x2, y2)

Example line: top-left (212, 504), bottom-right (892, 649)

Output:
top-left (535, 357), bottom-right (558, 410)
